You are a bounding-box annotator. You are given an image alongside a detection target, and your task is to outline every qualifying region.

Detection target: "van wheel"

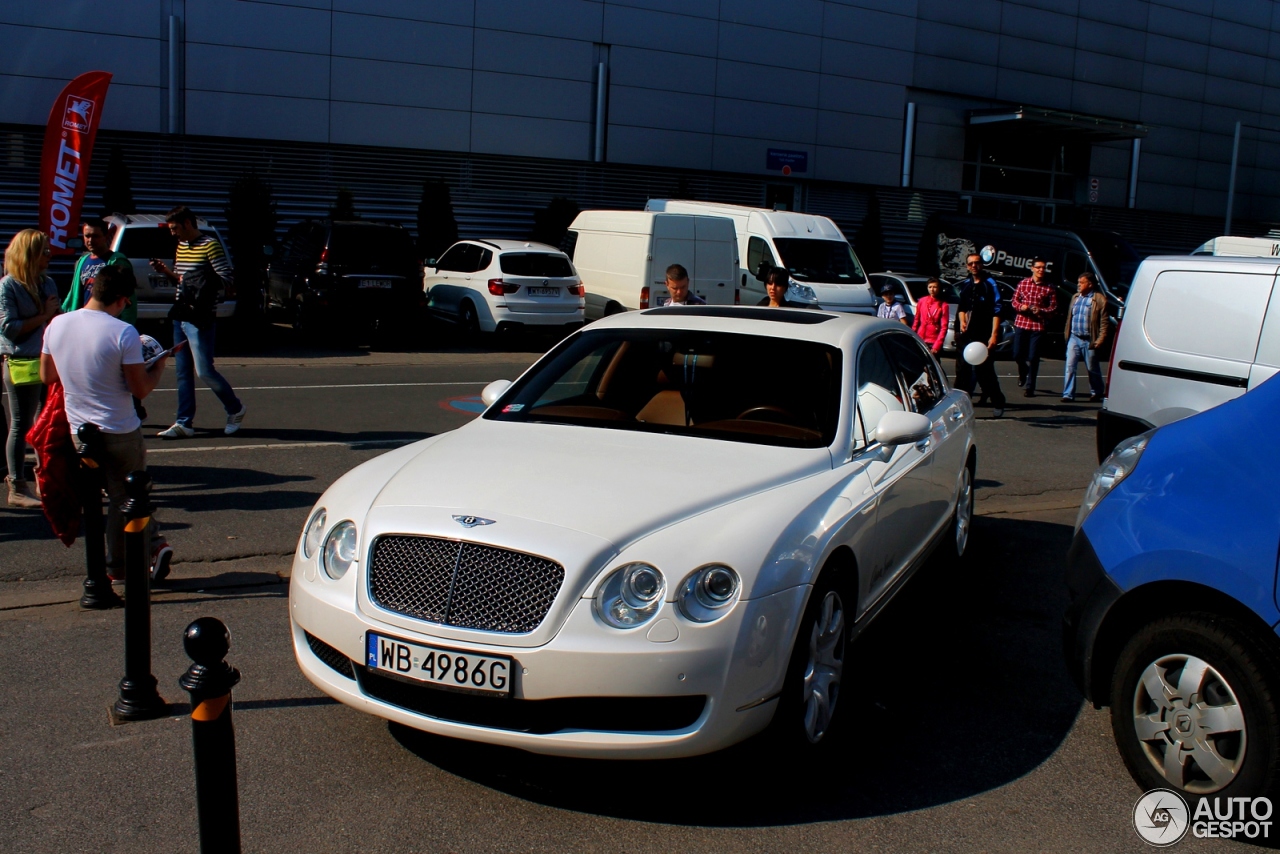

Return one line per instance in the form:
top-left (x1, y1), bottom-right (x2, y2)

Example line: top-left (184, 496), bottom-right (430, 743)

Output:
top-left (1110, 613), bottom-right (1280, 803)
top-left (769, 564), bottom-right (849, 749)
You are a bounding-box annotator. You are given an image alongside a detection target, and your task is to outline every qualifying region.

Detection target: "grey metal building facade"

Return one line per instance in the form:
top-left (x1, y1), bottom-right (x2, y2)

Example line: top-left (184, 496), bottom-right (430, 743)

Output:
top-left (1, 0), bottom-right (1278, 245)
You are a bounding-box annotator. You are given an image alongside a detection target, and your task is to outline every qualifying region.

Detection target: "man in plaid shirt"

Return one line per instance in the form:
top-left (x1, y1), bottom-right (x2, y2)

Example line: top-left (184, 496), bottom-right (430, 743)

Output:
top-left (1010, 257), bottom-right (1057, 397)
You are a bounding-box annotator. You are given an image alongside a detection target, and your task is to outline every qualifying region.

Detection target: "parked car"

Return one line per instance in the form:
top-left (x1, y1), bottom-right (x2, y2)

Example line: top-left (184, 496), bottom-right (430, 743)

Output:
top-left (646, 200), bottom-right (876, 313)
top-left (1066, 372), bottom-right (1280, 803)
top-left (424, 240), bottom-right (584, 336)
top-left (567, 211), bottom-right (738, 320)
top-left (291, 307), bottom-right (976, 758)
top-left (105, 213), bottom-right (235, 322)
top-left (1098, 254), bottom-right (1280, 461)
top-left (265, 220), bottom-right (423, 339)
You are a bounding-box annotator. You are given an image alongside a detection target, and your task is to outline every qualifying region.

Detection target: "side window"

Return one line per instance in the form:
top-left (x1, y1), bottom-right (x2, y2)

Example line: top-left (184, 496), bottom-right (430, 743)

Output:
top-left (476, 249), bottom-right (493, 273)
top-left (436, 244), bottom-right (473, 272)
top-left (747, 236), bottom-right (777, 276)
top-left (856, 339), bottom-right (906, 445)
top-left (881, 333), bottom-right (945, 413)
top-left (1063, 252), bottom-right (1088, 288)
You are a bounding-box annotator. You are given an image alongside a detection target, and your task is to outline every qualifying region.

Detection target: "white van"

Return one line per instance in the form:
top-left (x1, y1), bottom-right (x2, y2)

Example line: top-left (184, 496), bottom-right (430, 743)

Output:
top-left (567, 211), bottom-right (738, 320)
top-left (644, 199), bottom-right (875, 313)
top-left (1192, 235), bottom-right (1280, 258)
top-left (1099, 255), bottom-right (1280, 459)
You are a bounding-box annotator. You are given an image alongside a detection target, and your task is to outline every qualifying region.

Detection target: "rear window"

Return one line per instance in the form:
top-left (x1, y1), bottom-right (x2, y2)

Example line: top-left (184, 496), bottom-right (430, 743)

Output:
top-left (327, 225), bottom-right (417, 267)
top-left (117, 227), bottom-right (216, 260)
top-left (500, 253), bottom-right (575, 278)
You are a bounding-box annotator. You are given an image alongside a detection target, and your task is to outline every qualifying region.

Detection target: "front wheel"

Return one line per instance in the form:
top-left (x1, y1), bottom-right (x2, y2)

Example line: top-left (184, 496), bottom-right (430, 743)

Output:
top-left (945, 462), bottom-right (974, 560)
top-left (769, 568), bottom-right (848, 748)
top-left (1110, 613), bottom-right (1280, 803)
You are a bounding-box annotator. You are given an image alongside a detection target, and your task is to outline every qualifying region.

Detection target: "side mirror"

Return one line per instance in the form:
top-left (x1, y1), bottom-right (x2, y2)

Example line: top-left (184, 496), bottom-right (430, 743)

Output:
top-left (870, 411), bottom-right (932, 447)
top-left (481, 379), bottom-right (512, 407)
top-left (755, 262), bottom-right (774, 283)
top-left (426, 258), bottom-right (437, 268)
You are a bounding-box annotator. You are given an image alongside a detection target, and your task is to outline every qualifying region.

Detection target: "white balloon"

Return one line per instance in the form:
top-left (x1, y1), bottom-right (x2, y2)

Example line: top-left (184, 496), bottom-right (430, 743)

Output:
top-left (963, 341), bottom-right (989, 366)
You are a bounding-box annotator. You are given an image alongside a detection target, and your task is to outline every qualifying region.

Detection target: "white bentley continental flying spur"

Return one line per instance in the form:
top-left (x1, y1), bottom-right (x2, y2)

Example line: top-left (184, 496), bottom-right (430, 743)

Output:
top-left (290, 305), bottom-right (976, 758)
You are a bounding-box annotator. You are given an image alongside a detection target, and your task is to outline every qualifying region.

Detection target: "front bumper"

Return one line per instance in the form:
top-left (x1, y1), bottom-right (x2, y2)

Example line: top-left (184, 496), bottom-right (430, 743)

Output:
top-left (290, 559), bottom-right (804, 758)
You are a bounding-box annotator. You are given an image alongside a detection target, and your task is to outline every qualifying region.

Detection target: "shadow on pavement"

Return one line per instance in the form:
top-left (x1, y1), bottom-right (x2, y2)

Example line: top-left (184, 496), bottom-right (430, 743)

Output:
top-left (390, 514), bottom-right (1082, 826)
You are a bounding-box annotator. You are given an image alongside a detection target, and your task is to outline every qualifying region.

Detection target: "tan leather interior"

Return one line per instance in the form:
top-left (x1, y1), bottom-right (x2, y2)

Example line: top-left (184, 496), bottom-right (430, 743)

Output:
top-left (636, 390), bottom-right (687, 425)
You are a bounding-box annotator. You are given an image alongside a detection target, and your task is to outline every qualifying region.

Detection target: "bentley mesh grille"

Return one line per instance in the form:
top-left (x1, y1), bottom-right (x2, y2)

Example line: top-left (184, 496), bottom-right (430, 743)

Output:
top-left (368, 535), bottom-right (565, 633)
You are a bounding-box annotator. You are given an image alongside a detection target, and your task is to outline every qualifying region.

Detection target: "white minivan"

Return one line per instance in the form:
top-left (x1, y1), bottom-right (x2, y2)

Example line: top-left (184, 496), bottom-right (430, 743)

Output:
top-left (566, 211), bottom-right (738, 321)
top-left (1099, 255), bottom-right (1280, 459)
top-left (644, 199), bottom-right (876, 313)
top-left (1192, 235), bottom-right (1280, 258)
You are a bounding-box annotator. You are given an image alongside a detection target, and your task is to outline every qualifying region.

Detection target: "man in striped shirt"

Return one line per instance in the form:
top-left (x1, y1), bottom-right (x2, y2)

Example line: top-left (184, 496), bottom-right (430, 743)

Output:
top-left (149, 206), bottom-right (246, 439)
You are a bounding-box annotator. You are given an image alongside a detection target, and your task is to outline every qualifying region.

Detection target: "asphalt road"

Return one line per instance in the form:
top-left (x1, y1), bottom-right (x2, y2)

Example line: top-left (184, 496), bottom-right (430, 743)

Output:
top-left (0, 334), bottom-right (1254, 852)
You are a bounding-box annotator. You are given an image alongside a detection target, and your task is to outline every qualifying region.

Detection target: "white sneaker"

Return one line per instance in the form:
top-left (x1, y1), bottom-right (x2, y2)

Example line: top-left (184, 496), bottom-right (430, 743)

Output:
top-left (157, 423), bottom-right (195, 439)
top-left (225, 404), bottom-right (247, 436)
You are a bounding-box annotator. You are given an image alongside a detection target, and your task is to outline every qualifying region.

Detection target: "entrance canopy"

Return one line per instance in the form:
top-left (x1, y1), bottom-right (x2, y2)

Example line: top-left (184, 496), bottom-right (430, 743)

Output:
top-left (969, 107), bottom-right (1148, 142)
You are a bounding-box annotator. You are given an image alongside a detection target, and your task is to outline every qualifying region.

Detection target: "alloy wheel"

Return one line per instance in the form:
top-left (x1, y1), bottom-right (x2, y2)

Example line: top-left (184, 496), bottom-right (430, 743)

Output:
top-left (801, 590), bottom-right (845, 743)
top-left (1132, 653), bottom-right (1247, 793)
top-left (954, 466), bottom-right (973, 556)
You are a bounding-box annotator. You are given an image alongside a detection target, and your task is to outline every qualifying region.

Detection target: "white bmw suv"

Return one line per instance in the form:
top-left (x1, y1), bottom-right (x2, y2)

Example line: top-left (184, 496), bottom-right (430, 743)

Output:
top-left (424, 240), bottom-right (584, 336)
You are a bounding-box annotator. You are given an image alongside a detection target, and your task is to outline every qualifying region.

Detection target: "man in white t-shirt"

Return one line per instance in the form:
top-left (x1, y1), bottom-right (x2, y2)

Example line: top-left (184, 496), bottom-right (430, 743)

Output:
top-left (41, 265), bottom-right (174, 580)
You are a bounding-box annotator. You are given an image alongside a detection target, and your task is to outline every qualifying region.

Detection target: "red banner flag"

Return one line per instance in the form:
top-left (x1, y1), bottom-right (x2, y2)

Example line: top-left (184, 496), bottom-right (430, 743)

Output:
top-left (38, 71), bottom-right (112, 255)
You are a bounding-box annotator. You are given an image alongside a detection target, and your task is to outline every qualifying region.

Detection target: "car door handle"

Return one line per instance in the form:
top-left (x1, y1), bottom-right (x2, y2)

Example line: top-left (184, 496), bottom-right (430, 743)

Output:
top-left (948, 409), bottom-right (963, 423)
top-left (915, 438), bottom-right (931, 452)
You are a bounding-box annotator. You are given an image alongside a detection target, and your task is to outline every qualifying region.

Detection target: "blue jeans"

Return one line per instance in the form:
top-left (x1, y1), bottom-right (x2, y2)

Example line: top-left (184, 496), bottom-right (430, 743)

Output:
top-left (173, 321), bottom-right (241, 427)
top-left (1063, 335), bottom-right (1104, 399)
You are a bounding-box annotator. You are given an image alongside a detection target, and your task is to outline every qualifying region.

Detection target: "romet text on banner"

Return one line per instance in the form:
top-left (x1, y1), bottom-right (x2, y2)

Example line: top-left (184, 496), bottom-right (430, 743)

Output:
top-left (38, 71), bottom-right (112, 255)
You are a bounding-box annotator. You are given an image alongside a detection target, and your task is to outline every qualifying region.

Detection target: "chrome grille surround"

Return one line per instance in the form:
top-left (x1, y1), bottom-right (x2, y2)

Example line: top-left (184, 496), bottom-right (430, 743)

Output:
top-left (368, 535), bottom-right (565, 634)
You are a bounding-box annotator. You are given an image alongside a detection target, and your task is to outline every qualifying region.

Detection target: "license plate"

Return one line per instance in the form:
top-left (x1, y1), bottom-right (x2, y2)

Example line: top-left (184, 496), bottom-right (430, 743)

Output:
top-left (366, 632), bottom-right (513, 696)
top-left (148, 275), bottom-right (174, 290)
top-left (359, 279), bottom-right (393, 289)
top-left (527, 287), bottom-right (558, 297)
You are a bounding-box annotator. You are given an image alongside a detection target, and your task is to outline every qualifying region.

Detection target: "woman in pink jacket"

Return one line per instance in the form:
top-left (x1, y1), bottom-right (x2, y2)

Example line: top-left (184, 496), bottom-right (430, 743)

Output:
top-left (912, 277), bottom-right (950, 355)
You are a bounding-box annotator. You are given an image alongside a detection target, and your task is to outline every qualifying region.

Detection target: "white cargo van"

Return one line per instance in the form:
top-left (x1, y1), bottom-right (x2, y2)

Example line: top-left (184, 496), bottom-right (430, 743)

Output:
top-left (644, 199), bottom-right (875, 313)
top-left (1099, 255), bottom-right (1280, 460)
top-left (1192, 235), bottom-right (1280, 258)
top-left (566, 211), bottom-right (738, 321)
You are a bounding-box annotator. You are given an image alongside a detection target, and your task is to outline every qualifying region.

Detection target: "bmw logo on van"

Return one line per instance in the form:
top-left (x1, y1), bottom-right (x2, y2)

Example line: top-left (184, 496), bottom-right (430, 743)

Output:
top-left (980, 244), bottom-right (997, 264)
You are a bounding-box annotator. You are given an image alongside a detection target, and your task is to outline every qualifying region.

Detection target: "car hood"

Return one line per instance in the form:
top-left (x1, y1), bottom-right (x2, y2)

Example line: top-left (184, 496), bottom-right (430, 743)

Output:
top-left (371, 418), bottom-right (834, 549)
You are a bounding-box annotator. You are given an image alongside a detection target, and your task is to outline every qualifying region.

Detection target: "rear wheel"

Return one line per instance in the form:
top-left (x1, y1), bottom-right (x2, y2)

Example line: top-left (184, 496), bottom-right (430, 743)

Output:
top-left (1110, 613), bottom-right (1280, 803)
top-left (946, 462), bottom-right (974, 559)
top-left (770, 566), bottom-right (848, 748)
top-left (459, 300), bottom-right (481, 341)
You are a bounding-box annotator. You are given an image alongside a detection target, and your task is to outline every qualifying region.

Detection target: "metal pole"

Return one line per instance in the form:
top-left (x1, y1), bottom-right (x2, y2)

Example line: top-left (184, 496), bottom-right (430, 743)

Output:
top-left (1226, 120), bottom-right (1241, 236)
top-left (168, 15), bottom-right (182, 135)
top-left (593, 61), bottom-right (608, 163)
top-left (76, 424), bottom-right (122, 610)
top-left (113, 471), bottom-right (166, 721)
top-left (1127, 139), bottom-right (1141, 209)
top-left (901, 102), bottom-right (917, 188)
top-left (180, 618), bottom-right (242, 854)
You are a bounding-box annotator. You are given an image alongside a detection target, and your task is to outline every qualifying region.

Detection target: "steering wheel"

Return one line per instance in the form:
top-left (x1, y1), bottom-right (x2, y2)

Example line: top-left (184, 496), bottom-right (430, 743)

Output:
top-left (737, 405), bottom-right (797, 423)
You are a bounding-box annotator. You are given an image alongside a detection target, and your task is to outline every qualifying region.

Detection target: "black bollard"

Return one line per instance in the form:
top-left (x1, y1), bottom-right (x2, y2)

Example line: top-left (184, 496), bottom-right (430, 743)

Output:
top-left (180, 618), bottom-right (242, 854)
top-left (112, 471), bottom-right (166, 721)
top-left (76, 424), bottom-right (122, 610)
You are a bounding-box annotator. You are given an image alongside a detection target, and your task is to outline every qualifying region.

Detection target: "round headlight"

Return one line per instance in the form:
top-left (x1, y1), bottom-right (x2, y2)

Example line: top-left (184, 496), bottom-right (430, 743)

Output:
top-left (678, 564), bottom-right (741, 623)
top-left (321, 521), bottom-right (357, 580)
top-left (596, 563), bottom-right (665, 628)
top-left (302, 508), bottom-right (326, 559)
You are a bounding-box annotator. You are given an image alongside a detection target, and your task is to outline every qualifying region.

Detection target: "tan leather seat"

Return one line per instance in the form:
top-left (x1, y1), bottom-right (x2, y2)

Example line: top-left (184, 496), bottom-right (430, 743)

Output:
top-left (636, 390), bottom-right (687, 425)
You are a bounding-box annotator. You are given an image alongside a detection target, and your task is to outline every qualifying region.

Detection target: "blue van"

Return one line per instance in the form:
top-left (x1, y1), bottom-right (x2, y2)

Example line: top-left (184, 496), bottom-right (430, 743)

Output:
top-left (1065, 372), bottom-right (1280, 802)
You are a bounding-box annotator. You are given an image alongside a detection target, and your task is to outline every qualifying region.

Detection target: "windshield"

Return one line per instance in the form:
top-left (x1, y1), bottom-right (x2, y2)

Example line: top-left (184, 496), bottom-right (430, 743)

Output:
top-left (118, 227), bottom-right (216, 260)
top-left (904, 279), bottom-right (960, 302)
top-left (1081, 231), bottom-right (1140, 301)
top-left (327, 225), bottom-right (417, 268)
top-left (774, 239), bottom-right (867, 285)
top-left (486, 328), bottom-right (842, 448)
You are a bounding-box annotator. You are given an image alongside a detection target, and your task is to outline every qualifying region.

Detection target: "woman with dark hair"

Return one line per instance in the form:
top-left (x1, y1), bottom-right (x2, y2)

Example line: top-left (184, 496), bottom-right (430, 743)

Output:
top-left (0, 228), bottom-right (59, 507)
top-left (756, 267), bottom-right (811, 308)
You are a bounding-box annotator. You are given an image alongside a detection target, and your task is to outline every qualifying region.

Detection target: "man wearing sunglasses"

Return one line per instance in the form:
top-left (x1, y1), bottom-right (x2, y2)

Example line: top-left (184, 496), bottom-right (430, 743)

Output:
top-left (956, 253), bottom-right (1006, 417)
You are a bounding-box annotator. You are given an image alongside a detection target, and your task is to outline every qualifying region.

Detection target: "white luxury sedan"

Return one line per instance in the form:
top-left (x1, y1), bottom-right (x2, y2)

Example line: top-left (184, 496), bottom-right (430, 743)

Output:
top-left (290, 305), bottom-right (976, 758)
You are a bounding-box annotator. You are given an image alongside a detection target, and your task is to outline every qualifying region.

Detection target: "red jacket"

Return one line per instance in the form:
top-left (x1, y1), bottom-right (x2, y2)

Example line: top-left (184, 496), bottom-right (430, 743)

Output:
top-left (912, 295), bottom-right (949, 352)
top-left (26, 381), bottom-right (81, 546)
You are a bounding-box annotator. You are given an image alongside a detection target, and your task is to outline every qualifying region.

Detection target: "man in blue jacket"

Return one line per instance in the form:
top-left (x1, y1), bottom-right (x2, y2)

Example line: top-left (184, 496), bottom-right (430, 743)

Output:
top-left (955, 253), bottom-right (1006, 418)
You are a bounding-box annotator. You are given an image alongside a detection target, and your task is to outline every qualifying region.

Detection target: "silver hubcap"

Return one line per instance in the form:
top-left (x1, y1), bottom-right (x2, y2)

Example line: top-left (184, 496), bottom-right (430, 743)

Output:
top-left (1133, 653), bottom-right (1246, 793)
top-left (954, 467), bottom-right (972, 556)
top-left (801, 590), bottom-right (845, 743)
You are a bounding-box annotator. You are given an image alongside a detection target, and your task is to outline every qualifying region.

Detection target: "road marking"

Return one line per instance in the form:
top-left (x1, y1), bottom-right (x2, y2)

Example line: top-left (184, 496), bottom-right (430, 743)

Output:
top-left (148, 381), bottom-right (487, 392)
top-left (148, 439), bottom-right (413, 454)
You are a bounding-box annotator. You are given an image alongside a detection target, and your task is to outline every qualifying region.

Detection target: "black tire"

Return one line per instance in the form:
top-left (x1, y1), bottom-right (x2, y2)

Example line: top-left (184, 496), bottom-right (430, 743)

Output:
top-left (944, 458), bottom-right (975, 560)
top-left (603, 301), bottom-right (625, 317)
top-left (1110, 613), bottom-right (1280, 805)
top-left (459, 300), bottom-right (481, 341)
top-left (768, 562), bottom-right (850, 749)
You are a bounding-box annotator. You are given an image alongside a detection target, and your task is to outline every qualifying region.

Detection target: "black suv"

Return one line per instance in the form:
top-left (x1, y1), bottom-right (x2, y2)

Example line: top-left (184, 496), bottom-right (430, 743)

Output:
top-left (265, 220), bottom-right (423, 339)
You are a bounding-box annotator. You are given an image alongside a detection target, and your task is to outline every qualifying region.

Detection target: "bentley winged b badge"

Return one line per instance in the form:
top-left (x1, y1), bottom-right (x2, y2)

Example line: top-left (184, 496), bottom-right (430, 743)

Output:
top-left (453, 515), bottom-right (495, 528)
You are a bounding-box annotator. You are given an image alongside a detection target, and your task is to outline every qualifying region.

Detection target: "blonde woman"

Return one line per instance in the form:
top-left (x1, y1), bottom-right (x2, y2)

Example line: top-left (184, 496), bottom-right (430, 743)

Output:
top-left (0, 229), bottom-right (59, 507)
